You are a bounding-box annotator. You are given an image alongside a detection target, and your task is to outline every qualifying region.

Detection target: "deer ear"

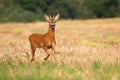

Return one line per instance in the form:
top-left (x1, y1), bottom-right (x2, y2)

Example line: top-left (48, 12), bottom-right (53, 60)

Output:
top-left (45, 14), bottom-right (50, 22)
top-left (54, 14), bottom-right (60, 22)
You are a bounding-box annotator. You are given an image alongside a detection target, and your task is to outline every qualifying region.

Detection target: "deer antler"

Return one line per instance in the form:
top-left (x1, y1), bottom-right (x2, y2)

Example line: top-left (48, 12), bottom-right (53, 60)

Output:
top-left (49, 15), bottom-right (52, 19)
top-left (53, 15), bottom-right (55, 18)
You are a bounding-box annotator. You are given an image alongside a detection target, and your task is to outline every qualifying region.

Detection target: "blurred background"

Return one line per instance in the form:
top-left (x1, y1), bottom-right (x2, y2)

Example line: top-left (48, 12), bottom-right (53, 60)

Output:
top-left (0, 0), bottom-right (120, 22)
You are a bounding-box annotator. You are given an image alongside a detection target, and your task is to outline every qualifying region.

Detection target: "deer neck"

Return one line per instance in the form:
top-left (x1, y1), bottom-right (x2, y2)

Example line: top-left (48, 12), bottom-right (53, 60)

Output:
top-left (47, 26), bottom-right (55, 39)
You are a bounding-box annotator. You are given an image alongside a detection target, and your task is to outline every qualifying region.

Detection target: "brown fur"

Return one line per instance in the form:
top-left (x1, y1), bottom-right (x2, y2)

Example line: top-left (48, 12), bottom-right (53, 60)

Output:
top-left (29, 14), bottom-right (60, 62)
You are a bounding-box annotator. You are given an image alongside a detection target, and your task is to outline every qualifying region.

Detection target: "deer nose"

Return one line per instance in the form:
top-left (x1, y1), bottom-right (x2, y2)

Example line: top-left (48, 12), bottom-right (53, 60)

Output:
top-left (51, 23), bottom-right (55, 26)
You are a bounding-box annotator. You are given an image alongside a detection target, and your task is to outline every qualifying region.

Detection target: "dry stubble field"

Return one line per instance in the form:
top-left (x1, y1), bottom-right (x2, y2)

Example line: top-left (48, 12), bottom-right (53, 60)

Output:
top-left (0, 18), bottom-right (120, 80)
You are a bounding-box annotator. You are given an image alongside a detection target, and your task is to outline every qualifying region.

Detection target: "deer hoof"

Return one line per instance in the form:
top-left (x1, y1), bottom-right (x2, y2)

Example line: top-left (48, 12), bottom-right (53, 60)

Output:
top-left (44, 57), bottom-right (47, 60)
top-left (30, 58), bottom-right (34, 62)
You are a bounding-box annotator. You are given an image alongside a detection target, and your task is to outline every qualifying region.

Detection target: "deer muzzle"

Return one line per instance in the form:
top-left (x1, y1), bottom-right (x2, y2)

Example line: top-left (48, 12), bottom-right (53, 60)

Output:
top-left (51, 23), bottom-right (55, 26)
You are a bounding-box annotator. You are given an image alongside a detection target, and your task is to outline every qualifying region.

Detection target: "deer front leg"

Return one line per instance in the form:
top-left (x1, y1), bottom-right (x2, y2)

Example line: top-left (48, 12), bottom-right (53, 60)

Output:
top-left (52, 47), bottom-right (57, 63)
top-left (43, 47), bottom-right (50, 60)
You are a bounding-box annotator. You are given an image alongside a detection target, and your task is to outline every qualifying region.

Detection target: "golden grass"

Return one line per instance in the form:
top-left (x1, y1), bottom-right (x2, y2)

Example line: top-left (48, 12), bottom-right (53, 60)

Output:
top-left (0, 18), bottom-right (120, 80)
top-left (0, 18), bottom-right (120, 67)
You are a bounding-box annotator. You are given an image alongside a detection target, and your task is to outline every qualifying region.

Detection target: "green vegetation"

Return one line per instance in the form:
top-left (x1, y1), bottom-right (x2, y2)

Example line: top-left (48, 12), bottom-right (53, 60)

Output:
top-left (0, 59), bottom-right (119, 80)
top-left (0, 0), bottom-right (120, 22)
top-left (0, 59), bottom-right (81, 80)
top-left (92, 62), bottom-right (120, 80)
top-left (81, 40), bottom-right (110, 47)
top-left (11, 27), bottom-right (25, 33)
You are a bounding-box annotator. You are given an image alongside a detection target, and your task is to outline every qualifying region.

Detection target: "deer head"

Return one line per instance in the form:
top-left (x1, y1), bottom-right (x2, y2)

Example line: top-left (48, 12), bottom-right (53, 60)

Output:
top-left (45, 14), bottom-right (60, 29)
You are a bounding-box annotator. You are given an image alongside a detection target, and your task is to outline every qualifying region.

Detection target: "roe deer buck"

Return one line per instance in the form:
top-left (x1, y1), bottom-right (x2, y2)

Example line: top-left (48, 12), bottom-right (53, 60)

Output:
top-left (29, 14), bottom-right (60, 62)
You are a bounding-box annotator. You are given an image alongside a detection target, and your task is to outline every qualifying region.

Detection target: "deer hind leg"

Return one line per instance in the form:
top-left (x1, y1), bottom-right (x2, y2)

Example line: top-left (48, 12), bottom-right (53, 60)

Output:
top-left (30, 46), bottom-right (36, 62)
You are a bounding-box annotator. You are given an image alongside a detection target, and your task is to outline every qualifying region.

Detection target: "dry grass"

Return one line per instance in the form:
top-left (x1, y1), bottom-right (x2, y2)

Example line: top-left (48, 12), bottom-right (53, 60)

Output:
top-left (0, 18), bottom-right (120, 80)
